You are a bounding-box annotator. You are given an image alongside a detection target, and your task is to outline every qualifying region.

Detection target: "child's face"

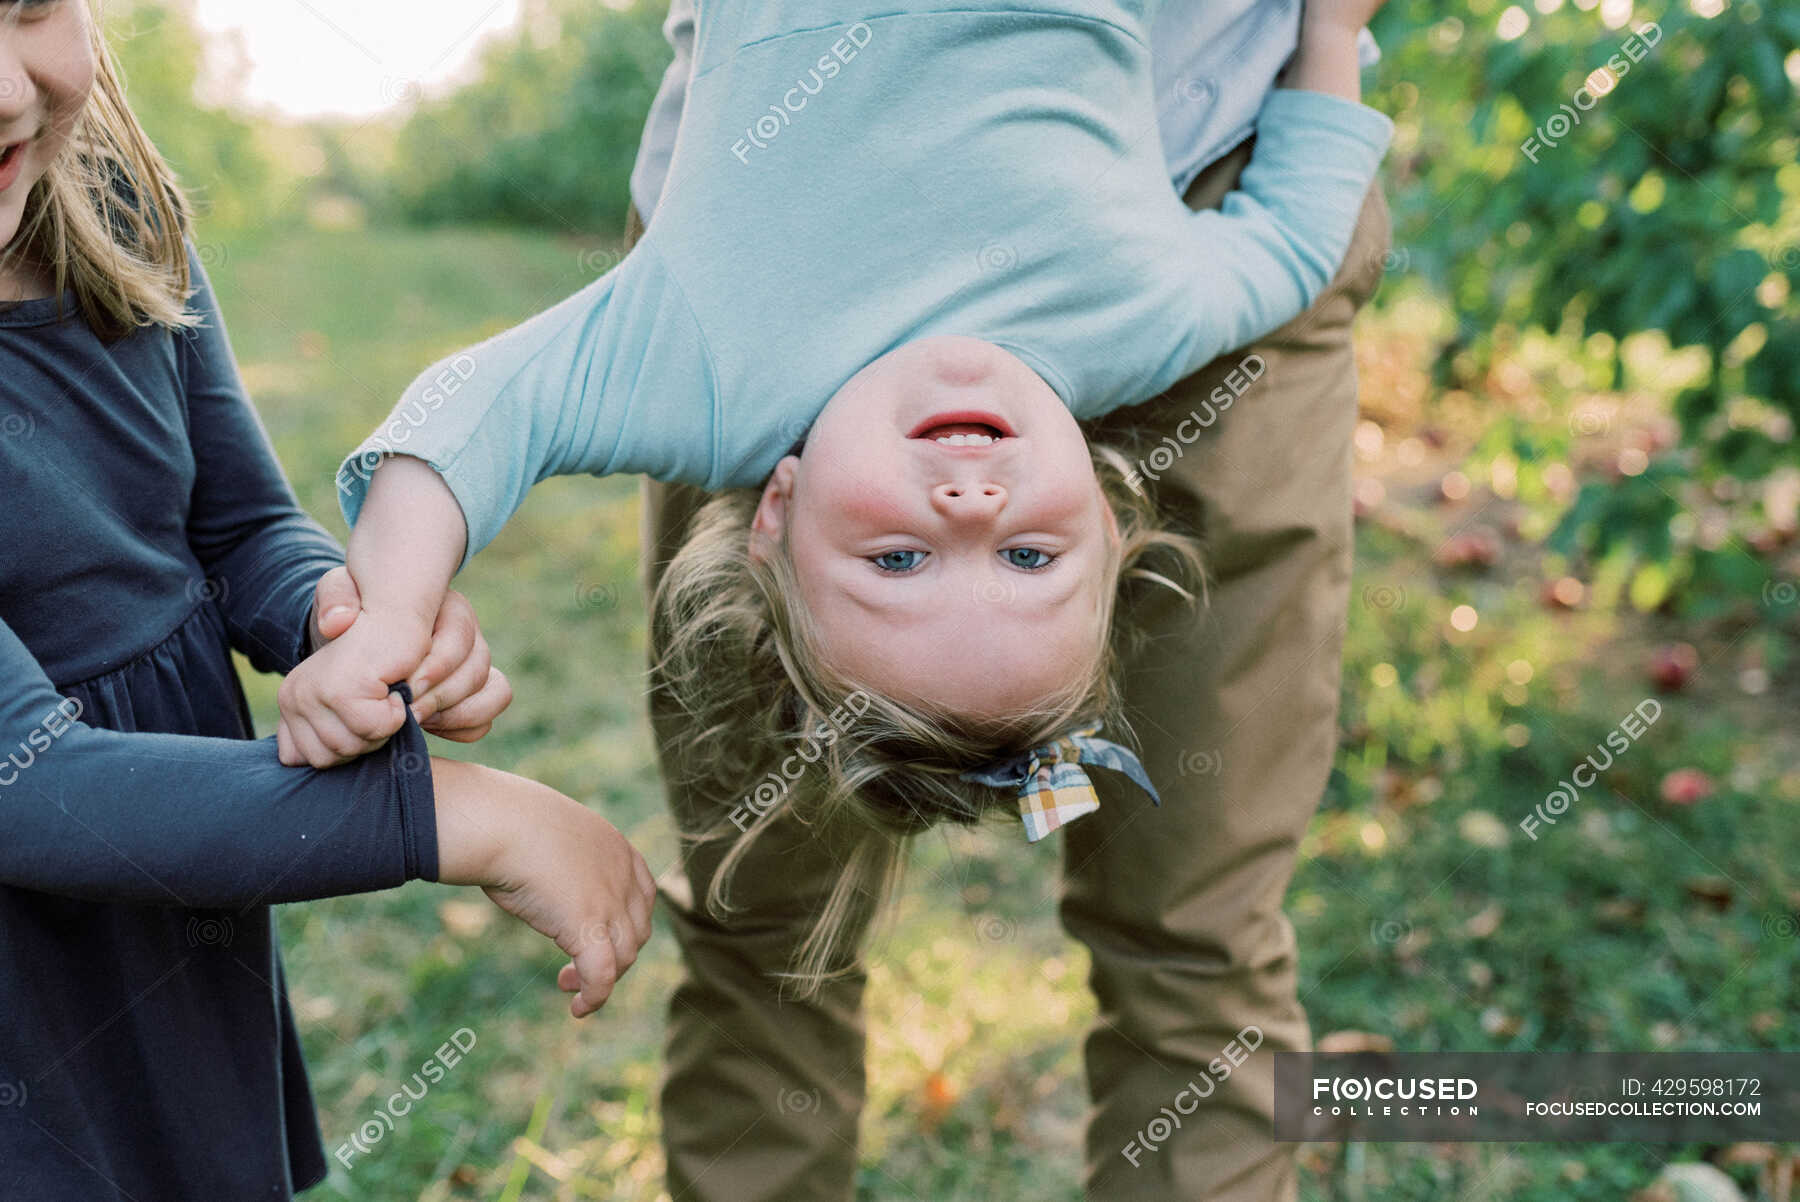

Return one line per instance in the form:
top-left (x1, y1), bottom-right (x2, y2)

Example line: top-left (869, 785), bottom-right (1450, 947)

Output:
top-left (751, 335), bottom-right (1117, 721)
top-left (0, 0), bottom-right (96, 254)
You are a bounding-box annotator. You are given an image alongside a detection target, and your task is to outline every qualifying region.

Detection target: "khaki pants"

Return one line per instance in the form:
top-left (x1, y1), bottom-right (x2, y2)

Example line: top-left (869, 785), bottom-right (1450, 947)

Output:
top-left (633, 140), bottom-right (1391, 1201)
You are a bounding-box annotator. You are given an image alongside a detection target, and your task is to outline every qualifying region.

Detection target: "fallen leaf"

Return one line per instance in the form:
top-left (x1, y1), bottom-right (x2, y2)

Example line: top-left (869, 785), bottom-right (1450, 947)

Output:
top-left (1479, 1007), bottom-right (1520, 1039)
top-left (1463, 902), bottom-right (1504, 939)
top-left (921, 1072), bottom-right (957, 1126)
top-left (1316, 1030), bottom-right (1393, 1054)
top-left (1395, 926), bottom-right (1433, 960)
top-left (1682, 876), bottom-right (1733, 912)
top-left (1648, 644), bottom-right (1700, 692)
top-left (1661, 769), bottom-right (1716, 805)
top-left (1433, 528), bottom-right (1502, 570)
top-left (1298, 1145), bottom-right (1337, 1176)
top-left (1458, 810), bottom-right (1510, 849)
top-left (1596, 897), bottom-right (1648, 925)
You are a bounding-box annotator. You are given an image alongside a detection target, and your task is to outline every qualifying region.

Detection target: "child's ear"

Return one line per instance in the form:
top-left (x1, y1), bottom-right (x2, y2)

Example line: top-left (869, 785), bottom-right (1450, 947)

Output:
top-left (748, 456), bottom-right (801, 562)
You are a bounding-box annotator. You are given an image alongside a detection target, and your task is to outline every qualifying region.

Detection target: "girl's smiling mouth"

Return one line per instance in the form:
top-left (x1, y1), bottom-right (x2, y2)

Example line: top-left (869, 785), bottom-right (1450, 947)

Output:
top-left (0, 141), bottom-right (29, 191)
top-left (907, 410), bottom-right (1015, 446)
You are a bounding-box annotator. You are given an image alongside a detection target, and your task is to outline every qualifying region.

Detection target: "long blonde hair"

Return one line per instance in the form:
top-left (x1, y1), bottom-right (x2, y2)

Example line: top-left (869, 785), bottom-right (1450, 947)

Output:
top-left (2, 2), bottom-right (193, 338)
top-left (652, 443), bottom-right (1205, 991)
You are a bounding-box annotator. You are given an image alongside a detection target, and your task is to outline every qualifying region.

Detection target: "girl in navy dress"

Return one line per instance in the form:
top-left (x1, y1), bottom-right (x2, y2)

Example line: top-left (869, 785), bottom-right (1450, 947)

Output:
top-left (0, 3), bottom-right (655, 1198)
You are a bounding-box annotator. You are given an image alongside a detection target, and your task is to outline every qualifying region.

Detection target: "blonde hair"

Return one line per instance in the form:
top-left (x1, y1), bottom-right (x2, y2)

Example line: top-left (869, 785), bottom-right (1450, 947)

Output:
top-left (1, 2), bottom-right (194, 338)
top-left (651, 442), bottom-right (1205, 991)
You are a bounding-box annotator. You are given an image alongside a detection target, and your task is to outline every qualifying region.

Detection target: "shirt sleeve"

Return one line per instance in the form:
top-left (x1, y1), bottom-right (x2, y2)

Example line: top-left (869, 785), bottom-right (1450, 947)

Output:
top-left (178, 244), bottom-right (346, 675)
top-left (1175, 88), bottom-right (1392, 374)
top-left (335, 245), bottom-right (716, 567)
top-left (629, 0), bottom-right (696, 220)
top-left (0, 616), bottom-right (438, 909)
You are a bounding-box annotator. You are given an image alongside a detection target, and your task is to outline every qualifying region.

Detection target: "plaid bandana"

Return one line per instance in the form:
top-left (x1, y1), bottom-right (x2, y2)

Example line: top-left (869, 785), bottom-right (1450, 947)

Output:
top-left (960, 725), bottom-right (1160, 842)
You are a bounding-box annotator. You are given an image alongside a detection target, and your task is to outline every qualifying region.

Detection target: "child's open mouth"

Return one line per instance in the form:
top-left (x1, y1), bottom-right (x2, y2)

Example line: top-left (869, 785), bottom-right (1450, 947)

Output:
top-left (907, 411), bottom-right (1014, 447)
top-left (0, 142), bottom-right (26, 190)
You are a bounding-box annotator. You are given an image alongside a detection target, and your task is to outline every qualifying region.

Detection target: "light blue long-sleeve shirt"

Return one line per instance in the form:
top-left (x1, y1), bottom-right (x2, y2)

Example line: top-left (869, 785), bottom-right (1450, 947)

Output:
top-left (339, 1), bottom-right (1393, 563)
top-left (628, 0), bottom-right (1381, 217)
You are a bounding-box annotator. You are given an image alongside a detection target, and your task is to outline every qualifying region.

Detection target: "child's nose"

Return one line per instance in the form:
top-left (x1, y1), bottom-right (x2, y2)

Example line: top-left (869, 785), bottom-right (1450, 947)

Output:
top-left (0, 64), bottom-right (32, 124)
top-left (930, 481), bottom-right (1007, 520)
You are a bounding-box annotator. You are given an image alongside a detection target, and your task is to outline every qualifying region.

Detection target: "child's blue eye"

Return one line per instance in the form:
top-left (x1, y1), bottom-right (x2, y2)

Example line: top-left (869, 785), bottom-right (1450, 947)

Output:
top-left (872, 549), bottom-right (925, 573)
top-left (1001, 547), bottom-right (1055, 570)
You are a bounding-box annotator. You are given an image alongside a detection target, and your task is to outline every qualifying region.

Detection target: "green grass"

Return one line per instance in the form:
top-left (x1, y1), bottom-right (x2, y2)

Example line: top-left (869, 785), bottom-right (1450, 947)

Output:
top-left (205, 225), bottom-right (1796, 1201)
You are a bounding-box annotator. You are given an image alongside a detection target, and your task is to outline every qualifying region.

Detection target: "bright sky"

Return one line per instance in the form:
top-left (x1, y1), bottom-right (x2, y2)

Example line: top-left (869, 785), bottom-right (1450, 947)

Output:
top-left (191, 0), bottom-right (525, 117)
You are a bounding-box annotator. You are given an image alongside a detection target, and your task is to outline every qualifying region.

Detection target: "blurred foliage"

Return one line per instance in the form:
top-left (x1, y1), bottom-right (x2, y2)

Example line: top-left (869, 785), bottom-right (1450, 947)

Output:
top-left (1368, 0), bottom-right (1800, 614)
top-left (387, 0), bottom-right (670, 233)
top-left (104, 0), bottom-right (281, 230)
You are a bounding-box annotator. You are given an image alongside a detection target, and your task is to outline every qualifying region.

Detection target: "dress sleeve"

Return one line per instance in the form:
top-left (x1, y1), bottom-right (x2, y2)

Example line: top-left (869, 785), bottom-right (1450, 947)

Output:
top-left (1173, 88), bottom-right (1392, 374)
top-left (178, 243), bottom-right (346, 675)
top-left (0, 616), bottom-right (438, 908)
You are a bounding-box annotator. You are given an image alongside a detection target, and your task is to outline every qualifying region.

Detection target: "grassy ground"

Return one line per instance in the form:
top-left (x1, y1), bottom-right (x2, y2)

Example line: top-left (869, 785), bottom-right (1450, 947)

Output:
top-left (206, 226), bottom-right (1797, 1201)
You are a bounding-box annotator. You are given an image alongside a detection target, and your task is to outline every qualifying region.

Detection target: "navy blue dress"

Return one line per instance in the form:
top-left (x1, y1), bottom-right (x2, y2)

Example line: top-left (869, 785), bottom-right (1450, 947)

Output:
top-left (0, 248), bottom-right (438, 1200)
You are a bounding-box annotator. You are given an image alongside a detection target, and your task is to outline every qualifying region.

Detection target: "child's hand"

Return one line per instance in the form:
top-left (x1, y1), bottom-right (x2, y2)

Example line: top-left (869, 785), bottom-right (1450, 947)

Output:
top-left (405, 587), bottom-right (514, 744)
top-left (279, 604), bottom-right (427, 767)
top-left (280, 567), bottom-right (513, 767)
top-left (432, 759), bottom-right (656, 1018)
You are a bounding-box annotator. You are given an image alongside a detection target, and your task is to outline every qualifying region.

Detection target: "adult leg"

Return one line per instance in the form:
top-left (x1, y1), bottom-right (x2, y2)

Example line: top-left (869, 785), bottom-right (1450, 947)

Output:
top-left (1065, 146), bottom-right (1391, 1201)
top-left (632, 207), bottom-right (875, 1202)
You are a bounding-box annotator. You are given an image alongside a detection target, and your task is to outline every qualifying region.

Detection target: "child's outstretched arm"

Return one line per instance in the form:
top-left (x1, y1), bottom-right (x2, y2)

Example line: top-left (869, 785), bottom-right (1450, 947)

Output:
top-left (291, 233), bottom-right (714, 764)
top-left (1158, 1), bottom-right (1393, 381)
top-left (333, 252), bottom-right (713, 566)
top-left (434, 756), bottom-right (656, 1018)
top-left (275, 455), bottom-right (471, 766)
top-left (3, 614), bottom-right (649, 1016)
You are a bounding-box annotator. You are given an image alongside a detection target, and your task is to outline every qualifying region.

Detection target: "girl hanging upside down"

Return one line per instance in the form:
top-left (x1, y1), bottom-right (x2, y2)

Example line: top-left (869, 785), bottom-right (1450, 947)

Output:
top-left (292, 0), bottom-right (1393, 983)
